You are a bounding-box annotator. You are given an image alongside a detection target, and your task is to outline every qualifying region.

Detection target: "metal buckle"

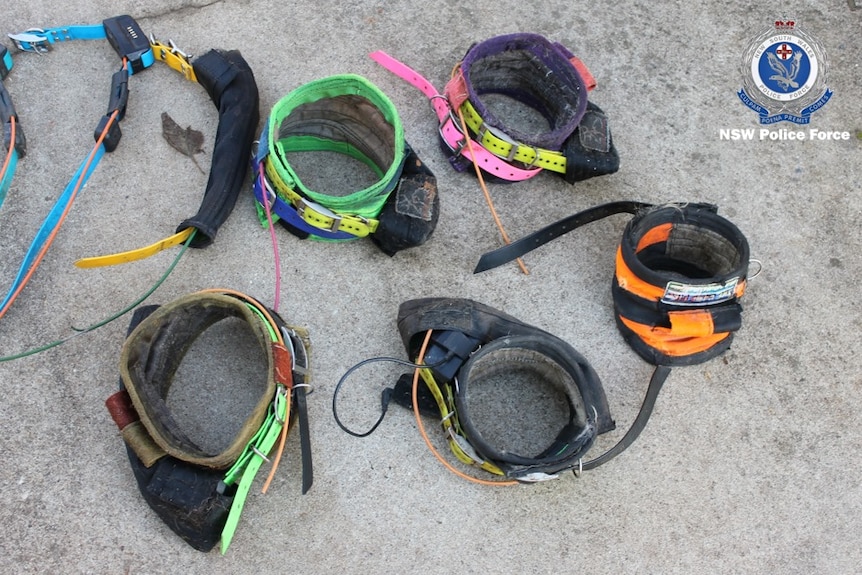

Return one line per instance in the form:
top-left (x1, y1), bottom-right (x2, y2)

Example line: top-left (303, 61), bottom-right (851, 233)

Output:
top-left (438, 111), bottom-right (467, 155)
top-left (483, 122), bottom-right (537, 164)
top-left (273, 384), bottom-right (288, 424)
top-left (294, 196), bottom-right (309, 218)
top-left (148, 34), bottom-right (194, 62)
top-left (8, 30), bottom-right (52, 54)
top-left (280, 326), bottom-right (309, 375)
top-left (167, 38), bottom-right (193, 61)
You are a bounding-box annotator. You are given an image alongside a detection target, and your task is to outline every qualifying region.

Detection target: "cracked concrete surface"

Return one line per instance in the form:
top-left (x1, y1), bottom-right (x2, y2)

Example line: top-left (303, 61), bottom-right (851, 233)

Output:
top-left (1, 1), bottom-right (861, 573)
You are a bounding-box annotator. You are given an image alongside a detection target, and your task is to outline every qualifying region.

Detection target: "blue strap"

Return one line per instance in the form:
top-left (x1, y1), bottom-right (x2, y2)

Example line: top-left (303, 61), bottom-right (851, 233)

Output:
top-left (0, 144), bottom-right (105, 312)
top-left (9, 24), bottom-right (107, 51)
top-left (251, 156), bottom-right (357, 241)
top-left (0, 148), bottom-right (18, 209)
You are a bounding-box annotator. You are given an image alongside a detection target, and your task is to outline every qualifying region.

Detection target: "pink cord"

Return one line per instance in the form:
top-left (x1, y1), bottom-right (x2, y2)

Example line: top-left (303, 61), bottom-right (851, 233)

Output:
top-left (258, 162), bottom-right (282, 312)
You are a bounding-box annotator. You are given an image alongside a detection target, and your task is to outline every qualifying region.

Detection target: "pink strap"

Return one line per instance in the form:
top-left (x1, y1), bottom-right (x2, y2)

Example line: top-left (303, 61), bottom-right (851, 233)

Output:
top-left (369, 51), bottom-right (541, 182)
top-left (569, 56), bottom-right (597, 92)
top-left (443, 67), bottom-right (469, 110)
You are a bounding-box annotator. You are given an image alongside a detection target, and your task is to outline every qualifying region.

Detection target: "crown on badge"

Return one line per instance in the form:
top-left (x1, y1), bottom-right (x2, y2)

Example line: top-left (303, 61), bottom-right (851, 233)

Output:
top-left (774, 20), bottom-right (796, 30)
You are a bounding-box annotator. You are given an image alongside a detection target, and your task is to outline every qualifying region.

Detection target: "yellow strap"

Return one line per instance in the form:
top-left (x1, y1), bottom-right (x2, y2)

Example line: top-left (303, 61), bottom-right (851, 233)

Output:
top-left (263, 159), bottom-right (379, 237)
top-left (74, 228), bottom-right (194, 268)
top-left (73, 41), bottom-right (198, 270)
top-left (150, 39), bottom-right (197, 82)
top-left (418, 368), bottom-right (506, 476)
top-left (460, 100), bottom-right (568, 173)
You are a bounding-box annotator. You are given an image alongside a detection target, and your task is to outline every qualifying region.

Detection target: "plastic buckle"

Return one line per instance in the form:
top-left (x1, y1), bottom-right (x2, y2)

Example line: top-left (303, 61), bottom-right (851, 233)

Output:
top-left (8, 30), bottom-right (52, 54)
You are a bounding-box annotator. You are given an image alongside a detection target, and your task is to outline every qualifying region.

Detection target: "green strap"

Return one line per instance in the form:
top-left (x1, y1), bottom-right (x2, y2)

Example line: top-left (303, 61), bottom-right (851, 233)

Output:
top-left (220, 384), bottom-right (288, 553)
top-left (266, 74), bottom-right (405, 217)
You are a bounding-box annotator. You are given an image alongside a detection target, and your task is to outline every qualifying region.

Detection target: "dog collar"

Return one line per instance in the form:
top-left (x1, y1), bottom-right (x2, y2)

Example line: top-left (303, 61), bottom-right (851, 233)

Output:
top-left (392, 297), bottom-right (616, 482)
top-left (252, 74), bottom-right (439, 255)
top-left (474, 202), bottom-right (752, 469)
top-left (106, 289), bottom-right (312, 553)
top-left (371, 33), bottom-right (619, 183)
top-left (612, 204), bottom-right (750, 365)
top-left (475, 202), bottom-right (750, 365)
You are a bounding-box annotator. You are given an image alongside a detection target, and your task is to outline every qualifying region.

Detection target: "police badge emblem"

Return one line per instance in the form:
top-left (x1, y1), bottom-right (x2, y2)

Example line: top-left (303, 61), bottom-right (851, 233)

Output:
top-left (738, 20), bottom-right (832, 124)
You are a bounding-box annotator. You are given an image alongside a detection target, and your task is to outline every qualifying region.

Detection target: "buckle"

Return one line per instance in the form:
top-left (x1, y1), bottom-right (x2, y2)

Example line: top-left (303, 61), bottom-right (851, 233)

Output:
top-left (294, 195), bottom-right (357, 234)
top-left (149, 34), bottom-right (196, 81)
top-left (280, 326), bottom-right (310, 376)
top-left (483, 122), bottom-right (537, 164)
top-left (8, 30), bottom-right (52, 54)
top-left (167, 38), bottom-right (193, 61)
top-left (438, 111), bottom-right (467, 155)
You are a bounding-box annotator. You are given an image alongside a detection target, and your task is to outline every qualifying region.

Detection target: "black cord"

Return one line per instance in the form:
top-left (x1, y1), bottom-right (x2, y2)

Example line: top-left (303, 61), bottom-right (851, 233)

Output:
top-left (332, 354), bottom-right (452, 438)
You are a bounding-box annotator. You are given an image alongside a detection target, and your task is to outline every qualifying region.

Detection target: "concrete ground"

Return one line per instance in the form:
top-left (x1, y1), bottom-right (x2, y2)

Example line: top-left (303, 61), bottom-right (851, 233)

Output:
top-left (1, 1), bottom-right (860, 573)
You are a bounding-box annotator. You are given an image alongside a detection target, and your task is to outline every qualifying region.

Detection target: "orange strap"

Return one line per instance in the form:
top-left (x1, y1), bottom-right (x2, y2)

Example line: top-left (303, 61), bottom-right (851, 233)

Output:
top-left (618, 316), bottom-right (731, 357)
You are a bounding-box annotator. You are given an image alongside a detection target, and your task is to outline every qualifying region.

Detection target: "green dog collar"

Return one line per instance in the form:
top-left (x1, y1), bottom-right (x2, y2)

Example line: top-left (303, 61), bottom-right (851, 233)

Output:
top-left (267, 74), bottom-right (406, 218)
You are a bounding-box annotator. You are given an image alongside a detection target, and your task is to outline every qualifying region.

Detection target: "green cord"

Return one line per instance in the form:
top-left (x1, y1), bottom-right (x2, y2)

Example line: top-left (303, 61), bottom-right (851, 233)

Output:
top-left (0, 229), bottom-right (197, 362)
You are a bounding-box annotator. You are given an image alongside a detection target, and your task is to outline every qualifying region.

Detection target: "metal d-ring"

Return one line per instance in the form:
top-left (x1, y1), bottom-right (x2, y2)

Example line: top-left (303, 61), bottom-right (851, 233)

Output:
top-left (748, 259), bottom-right (763, 279)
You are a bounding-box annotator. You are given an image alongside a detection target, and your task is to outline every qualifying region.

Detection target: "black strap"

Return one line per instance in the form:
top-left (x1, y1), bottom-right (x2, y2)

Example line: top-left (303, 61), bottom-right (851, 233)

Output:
top-left (582, 365), bottom-right (671, 470)
top-left (294, 386), bottom-right (314, 494)
top-left (473, 201), bottom-right (653, 273)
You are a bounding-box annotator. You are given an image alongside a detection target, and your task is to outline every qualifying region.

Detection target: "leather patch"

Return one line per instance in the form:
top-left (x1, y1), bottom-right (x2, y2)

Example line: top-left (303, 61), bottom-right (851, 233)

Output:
top-left (122, 422), bottom-right (167, 468)
top-left (578, 109), bottom-right (610, 152)
top-left (395, 172), bottom-right (437, 222)
top-left (106, 390), bottom-right (138, 430)
top-left (272, 342), bottom-right (294, 388)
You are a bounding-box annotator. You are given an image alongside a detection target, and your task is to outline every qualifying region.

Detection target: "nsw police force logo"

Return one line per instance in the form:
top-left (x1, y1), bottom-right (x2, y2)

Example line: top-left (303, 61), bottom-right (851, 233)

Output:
top-left (738, 20), bottom-right (832, 124)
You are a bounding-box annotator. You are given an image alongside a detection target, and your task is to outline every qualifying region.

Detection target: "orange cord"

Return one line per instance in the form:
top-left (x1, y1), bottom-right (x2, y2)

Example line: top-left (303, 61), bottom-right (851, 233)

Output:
top-left (412, 329), bottom-right (518, 486)
top-left (448, 61), bottom-right (528, 276)
top-left (0, 107), bottom-right (121, 320)
top-left (0, 116), bottom-right (14, 184)
top-left (454, 107), bottom-right (529, 276)
top-left (261, 386), bottom-right (292, 494)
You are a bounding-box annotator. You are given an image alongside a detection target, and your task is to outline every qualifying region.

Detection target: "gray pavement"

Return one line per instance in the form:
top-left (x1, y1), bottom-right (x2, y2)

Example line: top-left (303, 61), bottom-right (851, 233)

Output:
top-left (1, 1), bottom-right (861, 573)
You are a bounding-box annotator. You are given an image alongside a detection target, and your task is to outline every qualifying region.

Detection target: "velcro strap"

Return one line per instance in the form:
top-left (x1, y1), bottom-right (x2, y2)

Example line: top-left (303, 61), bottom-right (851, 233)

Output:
top-left (667, 310), bottom-right (715, 337)
top-left (561, 102), bottom-right (619, 183)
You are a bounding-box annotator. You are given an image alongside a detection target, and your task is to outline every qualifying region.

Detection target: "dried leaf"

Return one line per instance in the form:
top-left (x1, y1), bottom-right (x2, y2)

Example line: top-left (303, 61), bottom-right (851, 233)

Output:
top-left (161, 111), bottom-right (205, 173)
